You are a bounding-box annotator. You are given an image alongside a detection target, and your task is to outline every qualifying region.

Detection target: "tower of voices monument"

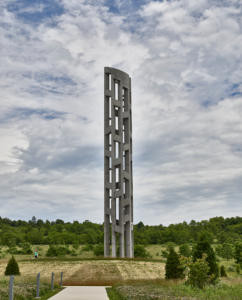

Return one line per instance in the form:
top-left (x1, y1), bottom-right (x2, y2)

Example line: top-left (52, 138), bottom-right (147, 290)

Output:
top-left (104, 67), bottom-right (134, 258)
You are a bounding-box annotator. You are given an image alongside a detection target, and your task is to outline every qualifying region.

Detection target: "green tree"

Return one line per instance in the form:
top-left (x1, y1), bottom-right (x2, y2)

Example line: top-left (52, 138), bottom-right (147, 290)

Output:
top-left (134, 245), bottom-right (151, 258)
top-left (161, 250), bottom-right (169, 258)
top-left (215, 244), bottom-right (223, 257)
top-left (5, 256), bottom-right (20, 275)
top-left (179, 243), bottom-right (191, 257)
top-left (72, 241), bottom-right (79, 250)
top-left (236, 264), bottom-right (241, 275)
top-left (192, 233), bottom-right (219, 281)
top-left (180, 254), bottom-right (215, 289)
top-left (220, 265), bottom-right (227, 277)
top-left (220, 243), bottom-right (233, 261)
top-left (46, 245), bottom-right (58, 257)
top-left (93, 244), bottom-right (104, 256)
top-left (165, 248), bottom-right (184, 279)
top-left (234, 241), bottom-right (242, 264)
top-left (166, 242), bottom-right (176, 252)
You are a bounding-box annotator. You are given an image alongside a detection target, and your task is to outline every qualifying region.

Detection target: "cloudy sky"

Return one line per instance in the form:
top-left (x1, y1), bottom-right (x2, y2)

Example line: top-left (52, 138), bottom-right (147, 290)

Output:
top-left (0, 0), bottom-right (242, 225)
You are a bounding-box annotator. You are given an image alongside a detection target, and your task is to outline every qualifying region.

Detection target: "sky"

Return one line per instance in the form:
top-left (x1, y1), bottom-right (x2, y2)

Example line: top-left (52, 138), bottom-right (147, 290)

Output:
top-left (0, 0), bottom-right (242, 226)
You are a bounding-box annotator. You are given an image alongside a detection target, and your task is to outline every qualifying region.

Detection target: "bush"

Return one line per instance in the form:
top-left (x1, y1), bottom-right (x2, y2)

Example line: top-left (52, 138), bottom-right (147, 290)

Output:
top-left (216, 243), bottom-right (233, 261)
top-left (220, 265), bottom-right (227, 277)
top-left (72, 241), bottom-right (79, 250)
top-left (134, 245), bottom-right (151, 258)
top-left (22, 243), bottom-right (33, 254)
top-left (161, 250), bottom-right (169, 258)
top-left (165, 248), bottom-right (184, 279)
top-left (234, 242), bottom-right (242, 264)
top-left (236, 264), bottom-right (241, 275)
top-left (179, 243), bottom-right (191, 257)
top-left (93, 244), bottom-right (104, 256)
top-left (5, 256), bottom-right (20, 276)
top-left (56, 246), bottom-right (71, 256)
top-left (180, 254), bottom-right (215, 289)
top-left (71, 250), bottom-right (77, 256)
top-left (166, 242), bottom-right (176, 252)
top-left (229, 266), bottom-right (235, 272)
top-left (46, 245), bottom-right (58, 257)
top-left (82, 244), bottom-right (94, 252)
top-left (192, 233), bottom-right (219, 281)
top-left (8, 247), bottom-right (20, 254)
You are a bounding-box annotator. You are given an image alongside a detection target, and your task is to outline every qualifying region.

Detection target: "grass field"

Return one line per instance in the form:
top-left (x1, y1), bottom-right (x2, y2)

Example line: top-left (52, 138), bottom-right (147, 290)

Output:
top-left (1, 244), bottom-right (241, 279)
top-left (1, 243), bottom-right (242, 300)
top-left (0, 257), bottom-right (166, 286)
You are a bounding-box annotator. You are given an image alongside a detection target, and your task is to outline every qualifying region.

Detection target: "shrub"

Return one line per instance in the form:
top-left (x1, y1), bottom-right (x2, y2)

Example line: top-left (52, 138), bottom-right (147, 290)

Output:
top-left (72, 241), bottom-right (79, 250)
top-left (46, 245), bottom-right (58, 257)
top-left (93, 244), bottom-right (104, 256)
top-left (220, 265), bottom-right (227, 277)
top-left (234, 242), bottom-right (242, 264)
top-left (180, 254), bottom-right (215, 289)
top-left (216, 243), bottom-right (233, 261)
top-left (229, 266), bottom-right (235, 272)
top-left (192, 233), bottom-right (219, 281)
top-left (82, 244), bottom-right (94, 252)
top-left (165, 248), bottom-right (184, 279)
top-left (71, 250), bottom-right (77, 256)
top-left (8, 246), bottom-right (20, 254)
top-left (22, 243), bottom-right (33, 254)
top-left (236, 264), bottom-right (241, 275)
top-left (56, 246), bottom-right (71, 256)
top-left (134, 245), bottom-right (151, 258)
top-left (5, 256), bottom-right (20, 276)
top-left (179, 243), bottom-right (191, 257)
top-left (166, 242), bottom-right (176, 252)
top-left (161, 250), bottom-right (169, 258)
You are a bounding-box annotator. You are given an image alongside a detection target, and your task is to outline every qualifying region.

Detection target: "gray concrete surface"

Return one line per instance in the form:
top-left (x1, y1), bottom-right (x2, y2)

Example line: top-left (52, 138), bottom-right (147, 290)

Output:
top-left (104, 67), bottom-right (134, 258)
top-left (49, 286), bottom-right (110, 300)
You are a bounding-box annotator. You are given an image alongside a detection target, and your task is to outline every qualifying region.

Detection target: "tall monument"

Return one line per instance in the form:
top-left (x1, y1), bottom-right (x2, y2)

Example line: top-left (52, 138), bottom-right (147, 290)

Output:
top-left (104, 67), bottom-right (134, 258)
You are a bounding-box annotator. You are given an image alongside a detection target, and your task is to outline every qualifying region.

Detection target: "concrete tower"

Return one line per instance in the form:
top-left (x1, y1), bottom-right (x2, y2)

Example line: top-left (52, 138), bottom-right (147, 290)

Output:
top-left (104, 67), bottom-right (134, 258)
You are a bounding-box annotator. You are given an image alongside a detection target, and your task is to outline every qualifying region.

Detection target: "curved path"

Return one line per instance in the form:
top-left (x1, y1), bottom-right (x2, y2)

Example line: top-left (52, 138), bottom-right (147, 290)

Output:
top-left (49, 286), bottom-right (109, 300)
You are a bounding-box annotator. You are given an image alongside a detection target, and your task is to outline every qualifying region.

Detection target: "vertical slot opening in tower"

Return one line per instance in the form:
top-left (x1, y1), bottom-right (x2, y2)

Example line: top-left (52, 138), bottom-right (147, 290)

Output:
top-left (116, 198), bottom-right (119, 220)
top-left (109, 97), bottom-right (111, 125)
top-left (115, 142), bottom-right (119, 158)
top-left (109, 170), bottom-right (112, 183)
top-left (123, 125), bottom-right (125, 143)
top-left (109, 189), bottom-right (112, 208)
top-left (109, 134), bottom-right (112, 151)
top-left (116, 167), bottom-right (119, 187)
top-left (123, 151), bottom-right (125, 170)
top-left (115, 82), bottom-right (118, 100)
top-left (109, 74), bottom-right (111, 90)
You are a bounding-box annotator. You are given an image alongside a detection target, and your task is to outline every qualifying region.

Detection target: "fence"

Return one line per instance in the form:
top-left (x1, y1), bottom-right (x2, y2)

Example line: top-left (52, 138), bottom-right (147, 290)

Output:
top-left (8, 271), bottom-right (63, 300)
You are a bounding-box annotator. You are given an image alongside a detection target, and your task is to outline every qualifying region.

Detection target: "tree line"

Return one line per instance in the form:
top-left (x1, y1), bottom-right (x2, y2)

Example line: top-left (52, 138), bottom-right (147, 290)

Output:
top-left (1, 215), bottom-right (242, 246)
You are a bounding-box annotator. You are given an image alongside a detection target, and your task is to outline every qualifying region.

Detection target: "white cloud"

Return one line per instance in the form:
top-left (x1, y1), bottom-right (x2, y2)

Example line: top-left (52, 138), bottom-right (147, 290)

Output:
top-left (0, 0), bottom-right (241, 224)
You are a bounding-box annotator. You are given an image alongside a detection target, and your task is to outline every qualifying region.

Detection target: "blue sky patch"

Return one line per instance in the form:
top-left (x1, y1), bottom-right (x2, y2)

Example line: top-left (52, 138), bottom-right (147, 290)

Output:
top-left (6, 0), bottom-right (65, 25)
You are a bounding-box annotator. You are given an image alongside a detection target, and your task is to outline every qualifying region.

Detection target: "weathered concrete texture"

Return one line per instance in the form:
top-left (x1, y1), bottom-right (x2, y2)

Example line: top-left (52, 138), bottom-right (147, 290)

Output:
top-left (49, 286), bottom-right (109, 300)
top-left (104, 67), bottom-right (134, 258)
